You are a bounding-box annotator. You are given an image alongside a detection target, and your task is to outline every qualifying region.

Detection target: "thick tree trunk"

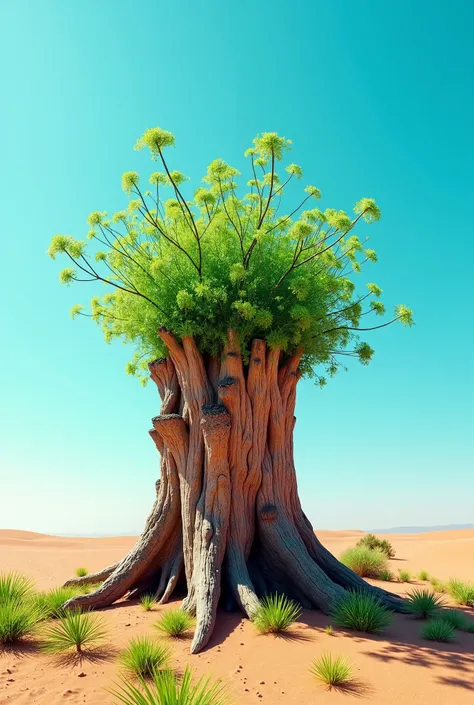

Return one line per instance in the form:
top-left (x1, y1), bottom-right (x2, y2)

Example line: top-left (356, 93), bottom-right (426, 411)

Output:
top-left (64, 330), bottom-right (405, 652)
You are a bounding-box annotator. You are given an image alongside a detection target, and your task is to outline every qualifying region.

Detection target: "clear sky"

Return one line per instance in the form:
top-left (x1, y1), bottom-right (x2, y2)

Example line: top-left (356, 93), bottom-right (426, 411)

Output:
top-left (1, 0), bottom-right (473, 535)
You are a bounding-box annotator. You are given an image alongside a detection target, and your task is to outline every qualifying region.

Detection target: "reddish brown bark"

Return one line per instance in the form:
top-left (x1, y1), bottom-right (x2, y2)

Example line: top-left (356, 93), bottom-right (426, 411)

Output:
top-left (64, 329), bottom-right (405, 650)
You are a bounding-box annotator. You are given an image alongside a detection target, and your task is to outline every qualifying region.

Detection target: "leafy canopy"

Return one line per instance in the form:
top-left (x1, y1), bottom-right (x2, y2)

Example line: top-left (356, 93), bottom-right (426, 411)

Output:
top-left (49, 127), bottom-right (413, 384)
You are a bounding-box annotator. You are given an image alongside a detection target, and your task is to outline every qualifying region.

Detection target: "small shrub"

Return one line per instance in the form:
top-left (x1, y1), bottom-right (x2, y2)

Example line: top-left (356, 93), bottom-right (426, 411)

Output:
top-left (109, 665), bottom-right (228, 705)
top-left (398, 570), bottom-right (411, 583)
top-left (418, 570), bottom-right (429, 581)
top-left (140, 594), bottom-right (157, 611)
top-left (42, 610), bottom-right (107, 653)
top-left (422, 618), bottom-right (455, 642)
top-left (339, 546), bottom-right (387, 578)
top-left (379, 569), bottom-right (394, 582)
top-left (310, 653), bottom-right (352, 689)
top-left (0, 572), bottom-right (34, 603)
top-left (332, 590), bottom-right (392, 634)
top-left (252, 594), bottom-right (301, 634)
top-left (439, 609), bottom-right (474, 632)
top-left (430, 577), bottom-right (447, 593)
top-left (446, 579), bottom-right (474, 606)
top-left (154, 609), bottom-right (194, 638)
top-left (35, 586), bottom-right (81, 619)
top-left (75, 567), bottom-right (89, 578)
top-left (324, 624), bottom-right (334, 635)
top-left (0, 601), bottom-right (41, 644)
top-left (119, 636), bottom-right (171, 679)
top-left (405, 589), bottom-right (444, 618)
top-left (357, 534), bottom-right (395, 558)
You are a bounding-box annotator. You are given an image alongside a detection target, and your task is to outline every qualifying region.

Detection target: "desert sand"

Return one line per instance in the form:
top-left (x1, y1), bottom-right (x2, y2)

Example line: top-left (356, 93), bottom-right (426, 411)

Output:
top-left (0, 528), bottom-right (473, 705)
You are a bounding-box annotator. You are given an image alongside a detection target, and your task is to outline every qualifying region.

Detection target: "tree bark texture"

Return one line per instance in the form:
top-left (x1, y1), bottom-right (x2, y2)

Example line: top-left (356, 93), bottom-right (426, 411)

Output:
top-left (64, 329), bottom-right (404, 652)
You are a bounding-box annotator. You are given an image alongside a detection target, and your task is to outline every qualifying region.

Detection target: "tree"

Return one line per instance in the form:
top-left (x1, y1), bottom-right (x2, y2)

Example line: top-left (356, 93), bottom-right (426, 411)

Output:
top-left (49, 127), bottom-right (413, 653)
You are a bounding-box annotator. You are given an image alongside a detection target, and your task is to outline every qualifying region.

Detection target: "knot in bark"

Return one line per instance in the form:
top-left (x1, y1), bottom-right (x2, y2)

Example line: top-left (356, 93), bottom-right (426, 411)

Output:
top-left (260, 504), bottom-right (277, 521)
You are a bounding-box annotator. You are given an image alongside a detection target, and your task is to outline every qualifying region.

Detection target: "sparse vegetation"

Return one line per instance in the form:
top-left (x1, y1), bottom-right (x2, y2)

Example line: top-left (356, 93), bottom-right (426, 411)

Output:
top-left (356, 533), bottom-right (395, 558)
top-left (405, 588), bottom-right (444, 618)
top-left (324, 625), bottom-right (334, 635)
top-left (439, 609), bottom-right (474, 632)
top-left (430, 577), bottom-right (447, 593)
top-left (421, 617), bottom-right (455, 642)
top-left (119, 636), bottom-right (171, 679)
top-left (0, 572), bottom-right (34, 603)
top-left (339, 546), bottom-right (387, 578)
top-left (35, 586), bottom-right (81, 619)
top-left (332, 590), bottom-right (392, 633)
top-left (398, 570), bottom-right (411, 583)
top-left (140, 594), bottom-right (157, 612)
top-left (417, 570), bottom-right (429, 581)
top-left (446, 579), bottom-right (474, 606)
top-left (310, 653), bottom-right (352, 689)
top-left (0, 600), bottom-right (42, 644)
top-left (379, 569), bottom-right (394, 582)
top-left (75, 567), bottom-right (89, 577)
top-left (109, 665), bottom-right (228, 705)
top-left (154, 609), bottom-right (194, 638)
top-left (252, 594), bottom-right (301, 634)
top-left (42, 610), bottom-right (107, 653)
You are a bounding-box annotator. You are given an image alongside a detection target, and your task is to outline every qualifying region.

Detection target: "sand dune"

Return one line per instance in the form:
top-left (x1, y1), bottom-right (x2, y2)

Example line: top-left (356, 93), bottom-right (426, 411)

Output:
top-left (0, 528), bottom-right (473, 704)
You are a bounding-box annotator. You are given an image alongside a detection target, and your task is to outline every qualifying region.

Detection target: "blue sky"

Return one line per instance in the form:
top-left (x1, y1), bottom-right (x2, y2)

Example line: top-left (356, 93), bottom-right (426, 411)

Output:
top-left (1, 0), bottom-right (473, 535)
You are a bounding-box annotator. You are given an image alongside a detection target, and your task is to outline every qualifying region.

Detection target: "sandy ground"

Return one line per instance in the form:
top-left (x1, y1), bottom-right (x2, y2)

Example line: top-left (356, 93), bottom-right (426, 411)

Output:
top-left (0, 528), bottom-right (473, 705)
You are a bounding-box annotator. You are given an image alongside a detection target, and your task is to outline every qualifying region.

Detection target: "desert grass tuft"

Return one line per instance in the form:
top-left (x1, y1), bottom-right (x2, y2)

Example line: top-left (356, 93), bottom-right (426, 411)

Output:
top-left (429, 577), bottom-right (447, 593)
top-left (252, 594), bottom-right (301, 634)
top-left (109, 665), bottom-right (228, 705)
top-left (378, 569), bottom-right (394, 582)
top-left (324, 624), bottom-right (334, 635)
top-left (398, 569), bottom-right (412, 583)
top-left (140, 594), bottom-right (157, 612)
top-left (417, 570), bottom-right (429, 581)
top-left (75, 567), bottom-right (89, 578)
top-left (446, 579), bottom-right (474, 606)
top-left (310, 653), bottom-right (352, 689)
top-left (405, 588), bottom-right (444, 619)
top-left (439, 609), bottom-right (474, 632)
top-left (0, 601), bottom-right (42, 644)
top-left (356, 533), bottom-right (395, 558)
top-left (0, 572), bottom-right (34, 603)
top-left (42, 610), bottom-right (107, 653)
top-left (118, 636), bottom-right (171, 679)
top-left (332, 590), bottom-right (392, 634)
top-left (339, 546), bottom-right (387, 578)
top-left (421, 617), bottom-right (455, 642)
top-left (35, 586), bottom-right (82, 619)
top-left (154, 609), bottom-right (194, 638)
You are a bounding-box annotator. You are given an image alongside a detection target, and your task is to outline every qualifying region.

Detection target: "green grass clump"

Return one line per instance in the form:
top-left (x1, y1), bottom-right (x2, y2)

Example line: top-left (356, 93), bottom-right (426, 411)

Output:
top-left (430, 577), bottom-right (447, 593)
top-left (398, 570), bottom-right (412, 583)
top-left (324, 624), bottom-right (334, 635)
top-left (0, 601), bottom-right (42, 644)
top-left (154, 609), bottom-right (194, 638)
top-left (109, 665), bottom-right (228, 705)
top-left (75, 567), bottom-right (89, 577)
top-left (421, 617), bottom-right (455, 642)
top-left (417, 570), bottom-right (429, 581)
top-left (310, 653), bottom-right (352, 689)
top-left (42, 610), bottom-right (107, 653)
top-left (378, 569), bottom-right (394, 582)
top-left (446, 579), bottom-right (474, 606)
top-left (0, 572), bottom-right (34, 603)
top-left (405, 588), bottom-right (445, 619)
top-left (140, 594), bottom-right (157, 611)
top-left (356, 533), bottom-right (395, 558)
top-left (35, 586), bottom-right (81, 619)
top-left (339, 546), bottom-right (387, 578)
top-left (332, 591), bottom-right (392, 634)
top-left (252, 594), bottom-right (301, 634)
top-left (119, 636), bottom-right (171, 679)
top-left (439, 609), bottom-right (474, 632)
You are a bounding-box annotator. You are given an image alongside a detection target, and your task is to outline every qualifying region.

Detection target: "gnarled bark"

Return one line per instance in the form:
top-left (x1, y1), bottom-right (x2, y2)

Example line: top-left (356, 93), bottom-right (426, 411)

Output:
top-left (63, 329), bottom-right (405, 647)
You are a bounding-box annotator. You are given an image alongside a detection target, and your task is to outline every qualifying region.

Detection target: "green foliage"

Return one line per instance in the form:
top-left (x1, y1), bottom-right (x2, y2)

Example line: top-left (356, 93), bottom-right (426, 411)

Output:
top-left (252, 594), bottom-right (301, 634)
top-left (75, 567), bottom-right (89, 577)
top-left (140, 594), bottom-right (157, 611)
top-left (439, 609), bottom-right (474, 632)
top-left (310, 653), bottom-right (352, 688)
top-left (119, 636), bottom-right (171, 679)
top-left (109, 665), bottom-right (228, 705)
top-left (35, 586), bottom-right (82, 619)
top-left (0, 572), bottom-right (34, 603)
top-left (356, 534), bottom-right (395, 558)
top-left (405, 589), bottom-right (445, 618)
top-left (446, 579), bottom-right (474, 606)
top-left (398, 570), bottom-right (412, 583)
top-left (417, 570), bottom-right (429, 581)
top-left (421, 618), bottom-right (455, 642)
top-left (0, 600), bottom-right (42, 644)
top-left (49, 127), bottom-right (412, 384)
top-left (154, 609), bottom-right (194, 638)
top-left (378, 569), bottom-right (394, 582)
top-left (324, 624), bottom-right (334, 635)
top-left (339, 546), bottom-right (387, 578)
top-left (430, 577), bottom-right (447, 593)
top-left (42, 610), bottom-right (107, 653)
top-left (332, 591), bottom-right (393, 634)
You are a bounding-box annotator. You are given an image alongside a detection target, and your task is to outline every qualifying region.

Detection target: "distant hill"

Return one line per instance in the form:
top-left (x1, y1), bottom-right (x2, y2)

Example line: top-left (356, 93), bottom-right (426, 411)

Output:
top-left (366, 523), bottom-right (474, 534)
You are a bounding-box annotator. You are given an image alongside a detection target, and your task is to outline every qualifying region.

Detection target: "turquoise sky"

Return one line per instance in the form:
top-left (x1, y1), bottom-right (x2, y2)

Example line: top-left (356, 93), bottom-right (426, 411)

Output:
top-left (1, 1), bottom-right (473, 535)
